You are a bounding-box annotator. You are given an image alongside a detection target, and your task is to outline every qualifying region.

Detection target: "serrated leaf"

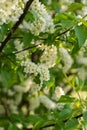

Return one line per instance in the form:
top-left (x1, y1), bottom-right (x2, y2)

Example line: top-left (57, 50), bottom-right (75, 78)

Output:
top-left (58, 108), bottom-right (72, 120)
top-left (61, 20), bottom-right (74, 28)
top-left (65, 118), bottom-right (78, 130)
top-left (75, 25), bottom-right (87, 48)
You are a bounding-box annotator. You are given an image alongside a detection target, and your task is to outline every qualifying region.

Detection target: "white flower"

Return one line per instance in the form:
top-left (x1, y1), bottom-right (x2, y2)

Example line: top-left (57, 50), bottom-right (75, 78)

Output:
top-left (40, 45), bottom-right (57, 68)
top-left (52, 86), bottom-right (65, 101)
top-left (77, 56), bottom-right (87, 66)
top-left (47, 0), bottom-right (52, 5)
top-left (21, 0), bottom-right (54, 35)
top-left (23, 60), bottom-right (38, 76)
top-left (39, 95), bottom-right (56, 110)
top-left (37, 64), bottom-right (50, 83)
top-left (15, 93), bottom-right (23, 105)
top-left (0, 0), bottom-right (26, 25)
top-left (25, 77), bottom-right (40, 94)
top-left (13, 85), bottom-right (25, 93)
top-left (77, 67), bottom-right (87, 80)
top-left (16, 123), bottom-right (23, 129)
top-left (0, 127), bottom-right (4, 130)
top-left (59, 47), bottom-right (73, 73)
top-left (29, 97), bottom-right (40, 110)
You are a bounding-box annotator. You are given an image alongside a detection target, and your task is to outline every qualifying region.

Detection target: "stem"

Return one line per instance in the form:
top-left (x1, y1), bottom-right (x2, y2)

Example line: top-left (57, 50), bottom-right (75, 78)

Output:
top-left (10, 36), bottom-right (23, 39)
top-left (13, 44), bottom-right (41, 55)
top-left (58, 27), bottom-right (73, 36)
top-left (23, 114), bottom-right (83, 130)
top-left (0, 0), bottom-right (34, 53)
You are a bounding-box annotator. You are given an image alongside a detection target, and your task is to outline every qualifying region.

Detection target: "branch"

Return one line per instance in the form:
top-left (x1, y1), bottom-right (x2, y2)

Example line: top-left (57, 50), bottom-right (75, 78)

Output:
top-left (0, 0), bottom-right (34, 53)
top-left (5, 44), bottom-right (42, 55)
top-left (10, 36), bottom-right (23, 39)
top-left (57, 27), bottom-right (73, 37)
top-left (23, 113), bottom-right (82, 130)
top-left (13, 44), bottom-right (42, 55)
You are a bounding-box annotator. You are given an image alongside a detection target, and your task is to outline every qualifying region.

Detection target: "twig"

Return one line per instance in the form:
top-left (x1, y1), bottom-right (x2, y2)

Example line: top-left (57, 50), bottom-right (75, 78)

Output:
top-left (0, 0), bottom-right (34, 53)
top-left (57, 26), bottom-right (73, 37)
top-left (13, 44), bottom-right (41, 55)
top-left (23, 113), bottom-right (83, 130)
top-left (10, 36), bottom-right (23, 39)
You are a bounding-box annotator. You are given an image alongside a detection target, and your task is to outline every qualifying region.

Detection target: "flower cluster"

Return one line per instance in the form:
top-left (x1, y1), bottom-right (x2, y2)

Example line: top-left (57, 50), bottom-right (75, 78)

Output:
top-left (15, 41), bottom-right (49, 85)
top-left (21, 0), bottom-right (54, 35)
top-left (14, 40), bottom-right (58, 86)
top-left (0, 0), bottom-right (27, 25)
top-left (40, 45), bottom-right (57, 68)
top-left (23, 60), bottom-right (38, 76)
top-left (23, 60), bottom-right (50, 87)
top-left (59, 47), bottom-right (73, 73)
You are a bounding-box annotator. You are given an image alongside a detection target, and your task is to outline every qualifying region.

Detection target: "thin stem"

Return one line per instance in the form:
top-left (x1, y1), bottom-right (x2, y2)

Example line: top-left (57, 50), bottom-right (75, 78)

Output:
top-left (57, 27), bottom-right (73, 36)
top-left (23, 113), bottom-right (83, 130)
top-left (13, 44), bottom-right (41, 55)
top-left (10, 36), bottom-right (23, 39)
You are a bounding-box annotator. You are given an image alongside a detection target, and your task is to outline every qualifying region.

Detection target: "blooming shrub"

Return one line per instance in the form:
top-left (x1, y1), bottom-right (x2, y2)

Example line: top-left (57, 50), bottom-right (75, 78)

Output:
top-left (0, 0), bottom-right (87, 130)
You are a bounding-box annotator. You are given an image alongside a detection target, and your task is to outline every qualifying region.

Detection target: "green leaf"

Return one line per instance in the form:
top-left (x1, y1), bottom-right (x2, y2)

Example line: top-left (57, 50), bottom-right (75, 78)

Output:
top-left (54, 14), bottom-right (68, 23)
top-left (0, 24), bottom-right (9, 41)
top-left (75, 25), bottom-right (87, 48)
top-left (58, 108), bottom-right (72, 120)
top-left (41, 120), bottom-right (55, 128)
top-left (33, 120), bottom-right (44, 130)
top-left (1, 69), bottom-right (17, 88)
top-left (10, 113), bottom-right (23, 123)
top-left (83, 111), bottom-right (87, 124)
top-left (61, 20), bottom-right (74, 28)
top-left (51, 0), bottom-right (60, 12)
top-left (58, 95), bottom-right (75, 103)
top-left (25, 115), bottom-right (42, 124)
top-left (67, 2), bottom-right (83, 12)
top-left (23, 32), bottom-right (33, 47)
top-left (33, 119), bottom-right (54, 130)
top-left (65, 118), bottom-right (78, 130)
top-left (7, 124), bottom-right (19, 130)
top-left (25, 11), bottom-right (35, 22)
top-left (80, 19), bottom-right (87, 27)
top-left (0, 116), bottom-right (9, 127)
top-left (75, 77), bottom-right (84, 91)
top-left (54, 124), bottom-right (63, 130)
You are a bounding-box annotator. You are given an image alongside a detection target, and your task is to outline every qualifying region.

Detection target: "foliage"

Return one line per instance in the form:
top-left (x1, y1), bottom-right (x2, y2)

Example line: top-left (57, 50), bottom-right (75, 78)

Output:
top-left (0, 0), bottom-right (87, 130)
